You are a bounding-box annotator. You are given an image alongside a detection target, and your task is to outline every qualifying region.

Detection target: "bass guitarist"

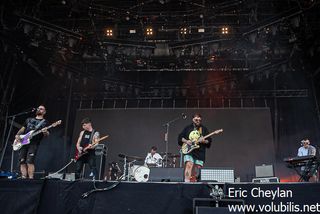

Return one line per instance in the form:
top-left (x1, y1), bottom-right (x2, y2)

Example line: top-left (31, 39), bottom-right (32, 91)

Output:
top-left (15, 105), bottom-right (49, 179)
top-left (75, 117), bottom-right (99, 179)
top-left (178, 113), bottom-right (212, 182)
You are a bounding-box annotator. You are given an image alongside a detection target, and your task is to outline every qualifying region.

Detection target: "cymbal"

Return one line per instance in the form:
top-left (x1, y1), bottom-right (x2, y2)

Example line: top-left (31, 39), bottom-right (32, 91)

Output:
top-left (118, 153), bottom-right (144, 161)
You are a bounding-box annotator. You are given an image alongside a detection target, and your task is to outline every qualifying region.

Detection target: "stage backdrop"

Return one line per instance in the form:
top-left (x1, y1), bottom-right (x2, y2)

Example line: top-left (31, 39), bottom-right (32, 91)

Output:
top-left (72, 108), bottom-right (275, 181)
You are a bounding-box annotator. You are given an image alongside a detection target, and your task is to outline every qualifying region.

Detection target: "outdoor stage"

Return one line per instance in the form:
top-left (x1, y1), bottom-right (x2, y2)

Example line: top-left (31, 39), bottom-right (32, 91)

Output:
top-left (1, 179), bottom-right (320, 214)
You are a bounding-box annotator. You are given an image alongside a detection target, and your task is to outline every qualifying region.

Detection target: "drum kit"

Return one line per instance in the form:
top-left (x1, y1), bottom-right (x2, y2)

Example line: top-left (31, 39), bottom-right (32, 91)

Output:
top-left (117, 152), bottom-right (180, 182)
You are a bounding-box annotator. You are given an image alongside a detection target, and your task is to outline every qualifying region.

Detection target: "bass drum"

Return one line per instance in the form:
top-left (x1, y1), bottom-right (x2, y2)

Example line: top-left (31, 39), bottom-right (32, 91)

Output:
top-left (132, 165), bottom-right (150, 182)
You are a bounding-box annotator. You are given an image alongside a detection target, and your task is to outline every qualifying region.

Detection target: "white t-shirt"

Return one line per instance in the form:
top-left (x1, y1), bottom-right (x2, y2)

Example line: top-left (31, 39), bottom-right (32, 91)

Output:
top-left (144, 153), bottom-right (163, 167)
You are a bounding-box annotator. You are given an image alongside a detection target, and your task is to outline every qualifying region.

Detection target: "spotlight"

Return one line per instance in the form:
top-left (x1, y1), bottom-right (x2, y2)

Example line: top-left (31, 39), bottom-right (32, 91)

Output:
top-left (180, 27), bottom-right (187, 35)
top-left (129, 29), bottom-right (136, 34)
top-left (221, 27), bottom-right (228, 34)
top-left (104, 28), bottom-right (113, 37)
top-left (146, 27), bottom-right (153, 36)
top-left (198, 28), bottom-right (205, 33)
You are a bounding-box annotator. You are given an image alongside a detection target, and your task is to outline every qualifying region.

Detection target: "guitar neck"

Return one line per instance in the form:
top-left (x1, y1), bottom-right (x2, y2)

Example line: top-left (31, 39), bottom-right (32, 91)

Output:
top-left (32, 124), bottom-right (54, 137)
top-left (202, 129), bottom-right (223, 139)
top-left (91, 135), bottom-right (109, 146)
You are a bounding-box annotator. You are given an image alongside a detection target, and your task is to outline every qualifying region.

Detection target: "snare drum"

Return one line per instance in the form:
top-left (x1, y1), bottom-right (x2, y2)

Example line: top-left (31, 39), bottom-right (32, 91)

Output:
top-left (130, 165), bottom-right (150, 182)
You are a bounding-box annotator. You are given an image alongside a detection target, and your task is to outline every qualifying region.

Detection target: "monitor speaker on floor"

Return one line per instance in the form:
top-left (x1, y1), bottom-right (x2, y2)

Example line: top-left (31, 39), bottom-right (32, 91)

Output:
top-left (149, 168), bottom-right (184, 182)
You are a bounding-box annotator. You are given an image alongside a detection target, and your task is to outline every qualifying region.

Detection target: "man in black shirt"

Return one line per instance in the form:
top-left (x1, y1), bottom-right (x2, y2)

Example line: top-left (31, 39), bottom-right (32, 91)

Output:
top-left (15, 105), bottom-right (49, 179)
top-left (75, 117), bottom-right (99, 179)
top-left (178, 113), bottom-right (212, 182)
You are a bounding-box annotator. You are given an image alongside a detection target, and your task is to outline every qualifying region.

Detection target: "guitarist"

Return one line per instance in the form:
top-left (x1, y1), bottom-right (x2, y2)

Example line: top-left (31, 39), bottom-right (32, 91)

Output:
top-left (75, 118), bottom-right (99, 179)
top-left (178, 113), bottom-right (212, 182)
top-left (15, 105), bottom-right (49, 179)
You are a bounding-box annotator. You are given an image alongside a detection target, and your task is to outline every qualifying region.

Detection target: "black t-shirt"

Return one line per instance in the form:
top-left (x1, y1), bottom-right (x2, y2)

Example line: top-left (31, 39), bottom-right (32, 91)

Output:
top-left (80, 130), bottom-right (98, 155)
top-left (178, 123), bottom-right (212, 161)
top-left (23, 118), bottom-right (48, 145)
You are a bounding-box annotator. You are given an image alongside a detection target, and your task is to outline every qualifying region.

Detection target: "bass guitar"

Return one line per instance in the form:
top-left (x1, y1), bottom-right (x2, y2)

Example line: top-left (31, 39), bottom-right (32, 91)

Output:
top-left (181, 129), bottom-right (223, 155)
top-left (12, 120), bottom-right (62, 151)
top-left (75, 135), bottom-right (109, 161)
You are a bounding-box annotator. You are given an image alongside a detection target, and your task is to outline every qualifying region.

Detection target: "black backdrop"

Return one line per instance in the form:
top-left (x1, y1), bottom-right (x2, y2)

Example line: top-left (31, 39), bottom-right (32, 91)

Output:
top-left (72, 108), bottom-right (275, 181)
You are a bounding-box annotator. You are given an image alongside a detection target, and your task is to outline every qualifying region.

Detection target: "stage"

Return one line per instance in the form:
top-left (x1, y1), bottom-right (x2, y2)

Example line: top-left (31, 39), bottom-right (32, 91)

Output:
top-left (1, 179), bottom-right (320, 214)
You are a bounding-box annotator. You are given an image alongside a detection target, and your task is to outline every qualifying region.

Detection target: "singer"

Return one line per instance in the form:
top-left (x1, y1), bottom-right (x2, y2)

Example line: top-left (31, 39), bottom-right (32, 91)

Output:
top-left (15, 105), bottom-right (49, 179)
top-left (178, 113), bottom-right (212, 182)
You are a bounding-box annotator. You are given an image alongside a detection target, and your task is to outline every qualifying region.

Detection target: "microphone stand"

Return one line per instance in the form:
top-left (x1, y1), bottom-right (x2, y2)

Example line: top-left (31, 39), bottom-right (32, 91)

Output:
top-left (162, 114), bottom-right (184, 168)
top-left (0, 108), bottom-right (34, 171)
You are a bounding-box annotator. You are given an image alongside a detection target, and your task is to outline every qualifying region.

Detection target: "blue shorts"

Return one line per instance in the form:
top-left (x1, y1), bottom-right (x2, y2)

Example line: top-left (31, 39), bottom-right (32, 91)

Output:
top-left (184, 155), bottom-right (204, 166)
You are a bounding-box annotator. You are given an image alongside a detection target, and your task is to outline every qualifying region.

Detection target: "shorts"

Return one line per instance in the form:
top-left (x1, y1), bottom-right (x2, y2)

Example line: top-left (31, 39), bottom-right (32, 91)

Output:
top-left (18, 143), bottom-right (39, 164)
top-left (184, 154), bottom-right (204, 166)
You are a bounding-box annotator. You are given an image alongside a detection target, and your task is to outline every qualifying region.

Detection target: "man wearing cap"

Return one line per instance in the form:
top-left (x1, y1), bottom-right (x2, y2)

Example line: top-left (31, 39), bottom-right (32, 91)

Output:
top-left (297, 139), bottom-right (318, 182)
top-left (75, 117), bottom-right (99, 179)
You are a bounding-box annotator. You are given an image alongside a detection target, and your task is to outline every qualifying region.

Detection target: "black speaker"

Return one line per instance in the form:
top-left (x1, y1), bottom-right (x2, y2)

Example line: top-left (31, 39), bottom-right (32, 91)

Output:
top-left (195, 207), bottom-right (244, 214)
top-left (193, 198), bottom-right (245, 214)
top-left (149, 167), bottom-right (184, 182)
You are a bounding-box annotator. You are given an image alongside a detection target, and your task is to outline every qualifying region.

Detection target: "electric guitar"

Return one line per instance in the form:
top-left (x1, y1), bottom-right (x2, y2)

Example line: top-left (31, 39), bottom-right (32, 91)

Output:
top-left (181, 129), bottom-right (223, 155)
top-left (12, 120), bottom-right (62, 151)
top-left (75, 135), bottom-right (109, 161)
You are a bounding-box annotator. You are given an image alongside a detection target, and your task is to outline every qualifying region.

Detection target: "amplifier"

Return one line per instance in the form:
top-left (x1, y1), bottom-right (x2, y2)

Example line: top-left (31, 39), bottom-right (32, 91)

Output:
top-left (252, 177), bottom-right (279, 183)
top-left (255, 164), bottom-right (274, 178)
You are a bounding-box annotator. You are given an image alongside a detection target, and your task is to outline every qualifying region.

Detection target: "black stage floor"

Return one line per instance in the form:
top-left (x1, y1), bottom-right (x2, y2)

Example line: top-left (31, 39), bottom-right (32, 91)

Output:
top-left (1, 179), bottom-right (320, 214)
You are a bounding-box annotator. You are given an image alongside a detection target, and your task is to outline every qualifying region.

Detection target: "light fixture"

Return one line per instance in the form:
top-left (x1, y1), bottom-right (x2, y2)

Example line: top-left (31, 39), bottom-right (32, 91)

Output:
top-left (221, 27), bottom-right (228, 34)
top-left (104, 28), bottom-right (113, 37)
top-left (146, 27), bottom-right (153, 36)
top-left (198, 28), bottom-right (205, 33)
top-left (180, 27), bottom-right (187, 35)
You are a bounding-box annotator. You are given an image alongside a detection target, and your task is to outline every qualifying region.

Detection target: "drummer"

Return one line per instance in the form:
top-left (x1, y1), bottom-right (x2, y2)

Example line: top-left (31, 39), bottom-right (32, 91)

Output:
top-left (144, 146), bottom-right (163, 167)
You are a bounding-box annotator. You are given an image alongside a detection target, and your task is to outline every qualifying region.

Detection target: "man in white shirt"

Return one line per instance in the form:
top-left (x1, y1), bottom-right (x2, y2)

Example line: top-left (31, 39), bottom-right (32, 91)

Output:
top-left (297, 139), bottom-right (318, 182)
top-left (144, 146), bottom-right (163, 167)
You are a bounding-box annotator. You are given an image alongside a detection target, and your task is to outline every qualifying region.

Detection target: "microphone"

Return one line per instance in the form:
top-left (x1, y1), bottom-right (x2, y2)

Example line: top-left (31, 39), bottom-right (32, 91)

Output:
top-left (31, 107), bottom-right (37, 112)
top-left (182, 113), bottom-right (187, 119)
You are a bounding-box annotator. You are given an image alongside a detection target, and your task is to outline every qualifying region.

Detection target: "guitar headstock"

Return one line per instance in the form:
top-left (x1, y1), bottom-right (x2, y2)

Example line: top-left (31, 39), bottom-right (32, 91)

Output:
top-left (52, 120), bottom-right (62, 127)
top-left (214, 129), bottom-right (223, 134)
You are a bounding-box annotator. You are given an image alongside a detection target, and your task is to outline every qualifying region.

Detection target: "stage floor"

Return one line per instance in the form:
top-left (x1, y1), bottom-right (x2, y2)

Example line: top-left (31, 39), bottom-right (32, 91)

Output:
top-left (1, 179), bottom-right (320, 214)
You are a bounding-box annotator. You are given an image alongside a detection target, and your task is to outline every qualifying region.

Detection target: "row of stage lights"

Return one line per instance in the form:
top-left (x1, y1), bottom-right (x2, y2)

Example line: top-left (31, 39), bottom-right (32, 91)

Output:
top-left (103, 26), bottom-right (229, 37)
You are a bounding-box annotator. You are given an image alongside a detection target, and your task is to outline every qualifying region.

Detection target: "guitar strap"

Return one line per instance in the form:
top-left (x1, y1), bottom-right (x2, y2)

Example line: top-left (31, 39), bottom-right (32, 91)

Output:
top-left (34, 119), bottom-right (45, 131)
top-left (89, 129), bottom-right (95, 144)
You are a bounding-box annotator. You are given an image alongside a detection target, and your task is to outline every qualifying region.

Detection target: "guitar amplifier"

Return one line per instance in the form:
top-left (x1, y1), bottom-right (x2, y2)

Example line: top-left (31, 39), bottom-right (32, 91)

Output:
top-left (82, 144), bottom-right (107, 180)
top-left (252, 177), bottom-right (279, 183)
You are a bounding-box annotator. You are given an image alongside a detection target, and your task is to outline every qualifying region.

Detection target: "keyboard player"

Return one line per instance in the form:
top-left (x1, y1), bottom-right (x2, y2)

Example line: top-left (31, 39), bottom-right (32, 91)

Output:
top-left (297, 139), bottom-right (318, 182)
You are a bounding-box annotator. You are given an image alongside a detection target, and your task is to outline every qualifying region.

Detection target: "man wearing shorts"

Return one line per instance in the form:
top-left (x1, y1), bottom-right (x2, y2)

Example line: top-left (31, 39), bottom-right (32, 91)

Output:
top-left (178, 113), bottom-right (212, 182)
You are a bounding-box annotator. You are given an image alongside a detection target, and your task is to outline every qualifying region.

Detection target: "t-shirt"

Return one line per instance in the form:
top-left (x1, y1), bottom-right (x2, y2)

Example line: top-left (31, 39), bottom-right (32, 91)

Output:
top-left (80, 130), bottom-right (100, 154)
top-left (178, 123), bottom-right (212, 161)
top-left (23, 117), bottom-right (48, 144)
top-left (145, 153), bottom-right (163, 167)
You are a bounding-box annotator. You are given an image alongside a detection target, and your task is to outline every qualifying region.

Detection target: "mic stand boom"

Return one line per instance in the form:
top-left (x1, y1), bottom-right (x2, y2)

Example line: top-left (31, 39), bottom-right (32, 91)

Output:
top-left (162, 115), bottom-right (183, 168)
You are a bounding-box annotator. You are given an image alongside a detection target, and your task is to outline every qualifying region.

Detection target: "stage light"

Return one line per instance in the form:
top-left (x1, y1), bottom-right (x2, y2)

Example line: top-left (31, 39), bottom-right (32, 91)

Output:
top-left (104, 28), bottom-right (113, 37)
top-left (180, 27), bottom-right (187, 35)
top-left (198, 28), bottom-right (205, 33)
top-left (129, 29), bottom-right (136, 34)
top-left (221, 27), bottom-right (228, 34)
top-left (146, 27), bottom-right (153, 36)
